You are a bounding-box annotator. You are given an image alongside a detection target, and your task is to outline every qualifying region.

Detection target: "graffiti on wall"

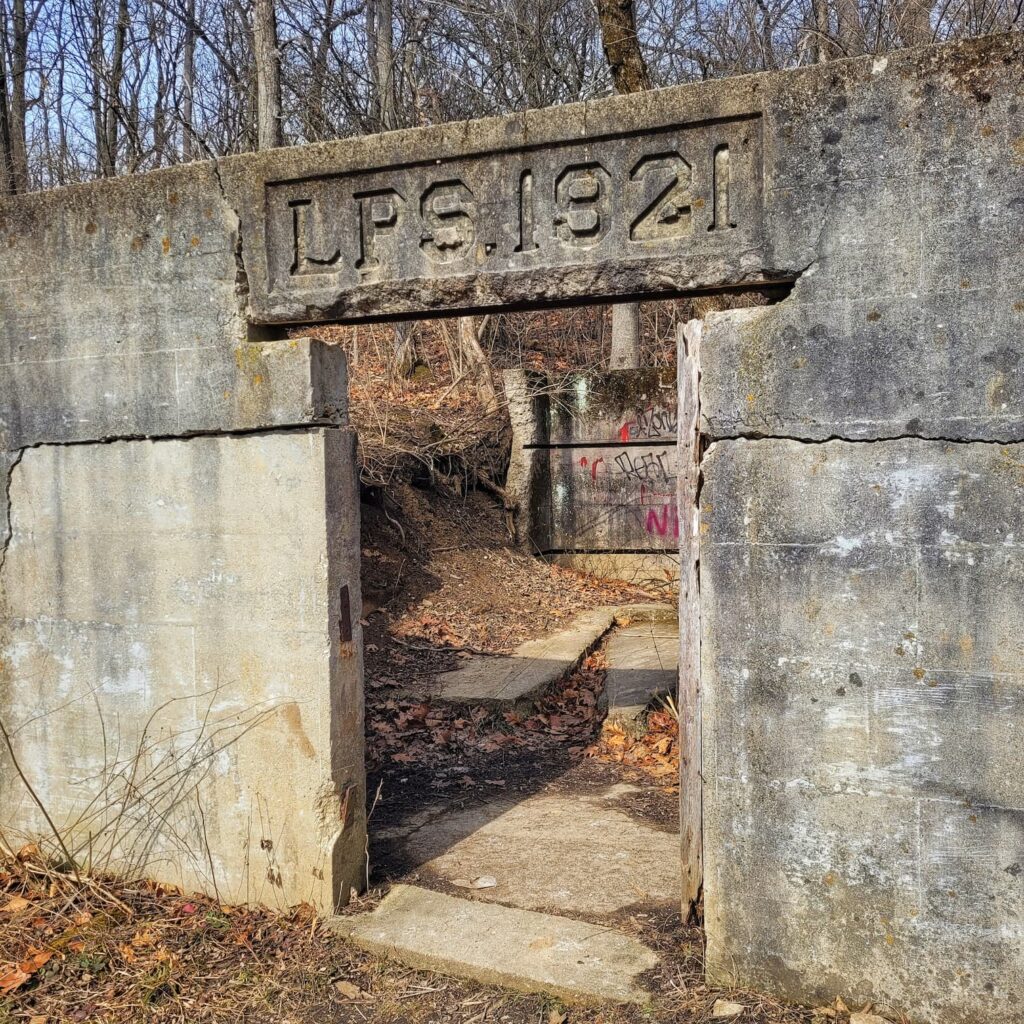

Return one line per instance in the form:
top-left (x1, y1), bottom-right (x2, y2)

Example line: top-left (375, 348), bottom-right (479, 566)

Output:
top-left (552, 439), bottom-right (678, 550)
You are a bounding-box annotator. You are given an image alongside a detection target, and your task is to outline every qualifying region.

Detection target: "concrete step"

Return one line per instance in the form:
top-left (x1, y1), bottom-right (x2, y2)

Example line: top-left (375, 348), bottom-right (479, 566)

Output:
top-left (333, 884), bottom-right (660, 1004)
top-left (433, 606), bottom-right (616, 705)
top-left (603, 617), bottom-right (679, 733)
top-left (433, 603), bottom-right (675, 707)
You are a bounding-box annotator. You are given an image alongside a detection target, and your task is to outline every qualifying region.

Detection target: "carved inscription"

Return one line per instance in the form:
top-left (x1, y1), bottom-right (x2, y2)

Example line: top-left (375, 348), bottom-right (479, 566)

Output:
top-left (265, 114), bottom-right (762, 296)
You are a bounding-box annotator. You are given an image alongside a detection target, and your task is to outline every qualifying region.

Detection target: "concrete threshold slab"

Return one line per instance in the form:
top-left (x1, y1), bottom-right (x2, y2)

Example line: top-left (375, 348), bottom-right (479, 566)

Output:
top-left (333, 884), bottom-right (659, 1004)
top-left (434, 603), bottom-right (675, 706)
top-left (603, 618), bottom-right (679, 732)
top-left (386, 783), bottom-right (680, 916)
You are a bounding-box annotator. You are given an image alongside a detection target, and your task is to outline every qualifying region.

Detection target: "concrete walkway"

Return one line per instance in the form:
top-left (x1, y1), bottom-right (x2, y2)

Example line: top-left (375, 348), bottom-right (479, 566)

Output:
top-left (342, 606), bottom-right (682, 1004)
top-left (339, 779), bottom-right (679, 1004)
top-left (435, 603), bottom-right (675, 706)
top-left (434, 606), bottom-right (617, 704)
top-left (336, 884), bottom-right (660, 1004)
top-left (603, 616), bottom-right (679, 732)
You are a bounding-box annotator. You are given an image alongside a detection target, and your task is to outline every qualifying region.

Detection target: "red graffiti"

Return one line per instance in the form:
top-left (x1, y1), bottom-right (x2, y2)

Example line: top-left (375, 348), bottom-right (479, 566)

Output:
top-left (645, 503), bottom-right (679, 538)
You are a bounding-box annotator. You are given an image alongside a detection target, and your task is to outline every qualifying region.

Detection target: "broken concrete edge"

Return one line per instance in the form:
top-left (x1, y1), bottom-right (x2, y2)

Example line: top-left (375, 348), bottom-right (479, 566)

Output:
top-left (328, 884), bottom-right (659, 1005)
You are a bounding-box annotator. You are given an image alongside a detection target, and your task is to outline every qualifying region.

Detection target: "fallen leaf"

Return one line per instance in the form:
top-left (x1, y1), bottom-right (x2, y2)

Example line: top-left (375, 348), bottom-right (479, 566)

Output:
top-left (333, 979), bottom-right (368, 1000)
top-left (0, 968), bottom-right (31, 994)
top-left (20, 950), bottom-right (52, 973)
top-left (452, 876), bottom-right (497, 890)
top-left (3, 896), bottom-right (30, 913)
top-left (711, 999), bottom-right (745, 1018)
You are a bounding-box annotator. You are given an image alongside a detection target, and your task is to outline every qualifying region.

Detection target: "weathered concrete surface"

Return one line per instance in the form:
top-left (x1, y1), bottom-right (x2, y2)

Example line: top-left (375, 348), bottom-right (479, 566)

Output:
top-left (387, 783), bottom-right (679, 915)
top-left (336, 884), bottom-right (660, 1003)
top-left (505, 368), bottom-right (679, 583)
top-left (221, 110), bottom-right (769, 322)
top-left (699, 39), bottom-right (1024, 444)
top-left (549, 551), bottom-right (680, 587)
top-left (701, 439), bottom-right (1024, 1022)
top-left (435, 606), bottom-right (616, 704)
top-left (0, 428), bottom-right (365, 911)
top-left (0, 165), bottom-right (348, 450)
top-left (604, 618), bottom-right (678, 731)
top-left (545, 370), bottom-right (677, 446)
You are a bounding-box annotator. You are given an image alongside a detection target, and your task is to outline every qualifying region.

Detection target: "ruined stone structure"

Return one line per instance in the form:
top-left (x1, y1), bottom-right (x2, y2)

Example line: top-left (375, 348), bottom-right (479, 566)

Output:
top-left (1, 30), bottom-right (1021, 1023)
top-left (505, 367), bottom-right (680, 584)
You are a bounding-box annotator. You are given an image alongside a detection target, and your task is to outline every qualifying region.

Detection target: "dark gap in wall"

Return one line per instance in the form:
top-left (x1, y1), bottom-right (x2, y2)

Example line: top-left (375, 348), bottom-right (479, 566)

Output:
top-left (246, 278), bottom-right (796, 338)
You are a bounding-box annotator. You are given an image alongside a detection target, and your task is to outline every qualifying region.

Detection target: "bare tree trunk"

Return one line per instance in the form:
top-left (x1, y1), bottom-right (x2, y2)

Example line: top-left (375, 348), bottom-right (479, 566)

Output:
top-left (393, 321), bottom-right (416, 376)
top-left (90, 1), bottom-right (108, 177)
top-left (609, 303), bottom-right (641, 368)
top-left (0, 42), bottom-right (16, 195)
top-left (102, 0), bottom-right (130, 176)
top-left (596, 0), bottom-right (650, 368)
top-left (836, 0), bottom-right (866, 55)
top-left (458, 316), bottom-right (499, 414)
top-left (371, 0), bottom-right (396, 129)
top-left (595, 0), bottom-right (651, 93)
top-left (305, 0), bottom-right (334, 139)
top-left (181, 0), bottom-right (196, 160)
top-left (9, 0), bottom-right (30, 191)
top-left (253, 0), bottom-right (283, 149)
top-left (811, 0), bottom-right (832, 62)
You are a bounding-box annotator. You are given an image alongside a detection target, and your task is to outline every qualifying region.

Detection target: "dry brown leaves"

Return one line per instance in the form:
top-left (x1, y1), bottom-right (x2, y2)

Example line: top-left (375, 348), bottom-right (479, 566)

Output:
top-left (589, 707), bottom-right (681, 787)
top-left (0, 849), bottom-right (374, 1023)
top-left (368, 651), bottom-right (609, 771)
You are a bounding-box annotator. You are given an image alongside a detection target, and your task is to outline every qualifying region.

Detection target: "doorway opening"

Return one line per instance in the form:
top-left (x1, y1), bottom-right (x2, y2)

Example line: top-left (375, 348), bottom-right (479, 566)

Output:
top-left (292, 289), bottom-right (775, 1002)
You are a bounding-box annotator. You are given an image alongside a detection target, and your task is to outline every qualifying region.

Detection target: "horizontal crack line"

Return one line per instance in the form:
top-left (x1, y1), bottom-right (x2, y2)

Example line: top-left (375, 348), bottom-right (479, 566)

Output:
top-left (703, 431), bottom-right (1021, 447)
top-left (9, 420), bottom-right (349, 452)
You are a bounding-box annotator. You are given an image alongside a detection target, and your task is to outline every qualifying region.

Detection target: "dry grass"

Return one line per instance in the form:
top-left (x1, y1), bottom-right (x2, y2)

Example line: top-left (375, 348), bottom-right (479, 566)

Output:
top-left (1, 842), bottom-right (826, 1024)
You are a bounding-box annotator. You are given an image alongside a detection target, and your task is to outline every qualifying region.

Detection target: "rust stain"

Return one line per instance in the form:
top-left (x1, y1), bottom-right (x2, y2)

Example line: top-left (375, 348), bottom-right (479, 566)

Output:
top-left (279, 703), bottom-right (316, 760)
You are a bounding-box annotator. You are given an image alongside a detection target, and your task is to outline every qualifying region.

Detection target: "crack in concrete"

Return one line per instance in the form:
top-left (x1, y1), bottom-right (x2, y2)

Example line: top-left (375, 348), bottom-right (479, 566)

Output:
top-left (211, 158), bottom-right (250, 313)
top-left (703, 431), bottom-right (1020, 449)
top-left (13, 421), bottom-right (348, 454)
top-left (1, 449), bottom-right (24, 578)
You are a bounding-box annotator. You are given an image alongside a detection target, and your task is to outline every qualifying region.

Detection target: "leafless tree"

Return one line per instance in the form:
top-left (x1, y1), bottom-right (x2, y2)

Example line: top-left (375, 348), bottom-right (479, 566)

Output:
top-left (0, 0), bottom-right (1014, 191)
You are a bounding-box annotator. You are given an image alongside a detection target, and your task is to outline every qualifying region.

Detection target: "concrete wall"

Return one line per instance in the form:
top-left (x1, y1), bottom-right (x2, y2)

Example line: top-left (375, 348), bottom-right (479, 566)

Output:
top-left (2, 431), bottom-right (364, 908)
top-left (505, 368), bottom-right (680, 586)
top-left (0, 24), bottom-right (1020, 1016)
top-left (696, 33), bottom-right (1024, 1024)
top-left (0, 166), bottom-right (365, 911)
